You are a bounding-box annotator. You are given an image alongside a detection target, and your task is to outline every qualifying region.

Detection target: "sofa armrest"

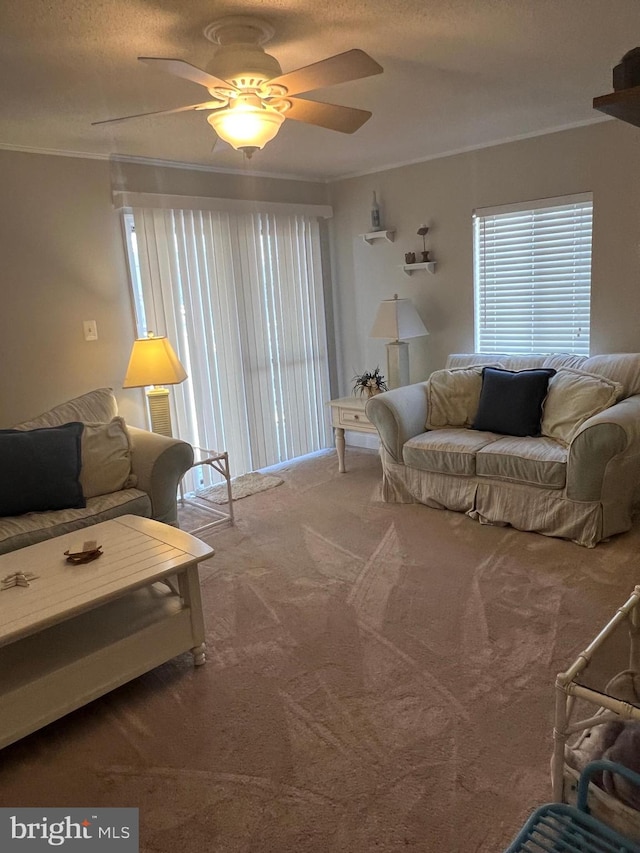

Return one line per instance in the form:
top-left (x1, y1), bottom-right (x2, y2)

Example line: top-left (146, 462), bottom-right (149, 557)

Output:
top-left (365, 382), bottom-right (430, 463)
top-left (567, 395), bottom-right (640, 501)
top-left (128, 427), bottom-right (194, 526)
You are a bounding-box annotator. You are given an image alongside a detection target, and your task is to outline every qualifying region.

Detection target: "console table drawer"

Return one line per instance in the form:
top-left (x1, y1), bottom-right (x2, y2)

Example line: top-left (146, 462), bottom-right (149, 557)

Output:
top-left (338, 408), bottom-right (373, 428)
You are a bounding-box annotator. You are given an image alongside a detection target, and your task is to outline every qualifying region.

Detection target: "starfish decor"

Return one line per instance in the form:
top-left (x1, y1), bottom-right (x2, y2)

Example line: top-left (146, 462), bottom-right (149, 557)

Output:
top-left (1, 572), bottom-right (39, 590)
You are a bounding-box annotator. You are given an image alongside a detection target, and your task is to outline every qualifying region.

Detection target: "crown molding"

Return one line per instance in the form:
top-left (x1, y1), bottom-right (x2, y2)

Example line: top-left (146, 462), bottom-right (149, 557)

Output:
top-left (0, 144), bottom-right (326, 183)
top-left (0, 143), bottom-right (110, 161)
top-left (328, 115), bottom-right (610, 182)
top-left (108, 154), bottom-right (322, 183)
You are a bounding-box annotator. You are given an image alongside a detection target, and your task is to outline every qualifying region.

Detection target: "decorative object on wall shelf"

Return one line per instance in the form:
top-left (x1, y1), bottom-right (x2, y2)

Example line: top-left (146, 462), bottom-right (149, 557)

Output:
top-left (401, 261), bottom-right (437, 275)
top-left (351, 366), bottom-right (388, 397)
top-left (370, 294), bottom-right (428, 388)
top-left (613, 47), bottom-right (640, 91)
top-left (370, 191), bottom-right (382, 230)
top-left (360, 229), bottom-right (396, 244)
top-left (593, 47), bottom-right (640, 127)
top-left (400, 222), bottom-right (435, 269)
top-left (417, 224), bottom-right (430, 262)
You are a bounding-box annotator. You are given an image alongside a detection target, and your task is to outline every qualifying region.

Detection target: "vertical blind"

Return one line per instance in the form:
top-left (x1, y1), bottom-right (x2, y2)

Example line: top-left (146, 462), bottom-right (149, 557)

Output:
top-left (128, 205), bottom-right (331, 489)
top-left (473, 194), bottom-right (593, 355)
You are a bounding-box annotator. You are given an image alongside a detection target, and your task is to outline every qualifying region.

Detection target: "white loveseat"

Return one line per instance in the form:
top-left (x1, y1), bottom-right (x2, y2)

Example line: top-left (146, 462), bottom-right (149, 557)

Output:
top-left (365, 353), bottom-right (640, 547)
top-left (0, 388), bottom-right (193, 555)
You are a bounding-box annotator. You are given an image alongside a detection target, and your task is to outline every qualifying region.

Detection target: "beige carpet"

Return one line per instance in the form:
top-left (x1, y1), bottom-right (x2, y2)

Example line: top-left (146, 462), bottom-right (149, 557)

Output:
top-left (1, 448), bottom-right (639, 852)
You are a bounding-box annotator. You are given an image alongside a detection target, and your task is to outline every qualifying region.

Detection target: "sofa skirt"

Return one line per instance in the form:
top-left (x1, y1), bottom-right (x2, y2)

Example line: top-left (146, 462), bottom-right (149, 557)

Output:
top-left (379, 450), bottom-right (607, 547)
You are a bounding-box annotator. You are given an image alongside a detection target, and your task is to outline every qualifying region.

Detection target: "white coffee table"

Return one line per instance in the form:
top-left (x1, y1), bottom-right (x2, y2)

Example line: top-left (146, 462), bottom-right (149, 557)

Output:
top-left (0, 514), bottom-right (213, 750)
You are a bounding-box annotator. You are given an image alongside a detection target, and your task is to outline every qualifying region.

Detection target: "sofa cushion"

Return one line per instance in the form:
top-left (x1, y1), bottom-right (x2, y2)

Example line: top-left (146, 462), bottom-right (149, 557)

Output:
top-left (14, 387), bottom-right (118, 430)
top-left (426, 367), bottom-right (485, 429)
top-left (80, 417), bottom-right (138, 498)
top-left (473, 367), bottom-right (556, 437)
top-left (541, 368), bottom-right (623, 445)
top-left (446, 353), bottom-right (550, 371)
top-left (498, 355), bottom-right (551, 372)
top-left (581, 354), bottom-right (640, 399)
top-left (403, 429), bottom-right (501, 476)
top-left (0, 489), bottom-right (151, 555)
top-left (446, 353), bottom-right (512, 369)
top-left (542, 354), bottom-right (588, 371)
top-left (0, 422), bottom-right (86, 517)
top-left (476, 436), bottom-right (567, 488)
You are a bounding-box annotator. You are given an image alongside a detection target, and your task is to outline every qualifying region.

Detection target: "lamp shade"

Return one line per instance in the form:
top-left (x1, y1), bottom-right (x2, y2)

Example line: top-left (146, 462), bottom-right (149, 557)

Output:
top-left (370, 295), bottom-right (428, 342)
top-left (207, 95), bottom-right (285, 154)
top-left (123, 334), bottom-right (187, 388)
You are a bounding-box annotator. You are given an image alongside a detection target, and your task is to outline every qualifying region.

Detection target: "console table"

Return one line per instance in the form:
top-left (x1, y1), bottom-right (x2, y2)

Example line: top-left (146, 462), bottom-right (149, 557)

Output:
top-left (327, 396), bottom-right (378, 472)
top-left (0, 515), bottom-right (213, 750)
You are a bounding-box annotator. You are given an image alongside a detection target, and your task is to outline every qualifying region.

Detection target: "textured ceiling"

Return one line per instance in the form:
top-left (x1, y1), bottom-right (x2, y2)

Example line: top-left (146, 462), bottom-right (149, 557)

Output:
top-left (1, 0), bottom-right (638, 181)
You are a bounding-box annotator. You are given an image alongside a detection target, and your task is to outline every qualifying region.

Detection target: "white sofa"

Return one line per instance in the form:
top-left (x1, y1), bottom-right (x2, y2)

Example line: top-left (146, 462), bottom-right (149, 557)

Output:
top-left (0, 388), bottom-right (193, 555)
top-left (365, 353), bottom-right (640, 547)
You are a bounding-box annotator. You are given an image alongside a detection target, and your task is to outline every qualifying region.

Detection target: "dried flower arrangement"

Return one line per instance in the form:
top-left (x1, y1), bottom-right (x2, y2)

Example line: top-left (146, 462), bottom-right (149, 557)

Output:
top-left (351, 366), bottom-right (388, 397)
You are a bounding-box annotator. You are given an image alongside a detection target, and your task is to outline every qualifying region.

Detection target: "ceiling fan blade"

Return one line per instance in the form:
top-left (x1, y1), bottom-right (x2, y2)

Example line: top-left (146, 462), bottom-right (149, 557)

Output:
top-left (92, 101), bottom-right (221, 126)
top-left (285, 97), bottom-right (372, 133)
top-left (268, 49), bottom-right (382, 97)
top-left (138, 57), bottom-right (231, 91)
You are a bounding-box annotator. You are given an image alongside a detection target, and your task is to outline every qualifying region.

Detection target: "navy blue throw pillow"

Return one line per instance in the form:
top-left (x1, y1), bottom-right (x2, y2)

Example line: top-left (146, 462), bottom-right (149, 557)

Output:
top-left (0, 422), bottom-right (86, 517)
top-left (472, 367), bottom-right (556, 437)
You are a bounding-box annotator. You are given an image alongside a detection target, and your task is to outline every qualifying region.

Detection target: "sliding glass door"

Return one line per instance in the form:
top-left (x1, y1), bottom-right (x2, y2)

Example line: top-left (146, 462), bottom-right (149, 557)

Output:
top-left (124, 204), bottom-right (331, 489)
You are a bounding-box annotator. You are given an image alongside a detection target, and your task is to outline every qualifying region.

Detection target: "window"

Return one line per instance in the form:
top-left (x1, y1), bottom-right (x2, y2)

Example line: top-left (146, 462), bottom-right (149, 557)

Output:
top-left (123, 200), bottom-right (332, 490)
top-left (473, 194), bottom-right (593, 355)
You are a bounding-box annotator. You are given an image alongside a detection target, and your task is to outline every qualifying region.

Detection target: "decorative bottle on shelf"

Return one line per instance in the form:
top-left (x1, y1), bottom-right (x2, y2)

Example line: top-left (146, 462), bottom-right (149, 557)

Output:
top-left (371, 191), bottom-right (382, 231)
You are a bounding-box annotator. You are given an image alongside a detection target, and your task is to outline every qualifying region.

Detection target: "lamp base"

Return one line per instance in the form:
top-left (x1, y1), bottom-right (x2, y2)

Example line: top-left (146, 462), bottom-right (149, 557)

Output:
top-left (386, 341), bottom-right (410, 389)
top-left (146, 387), bottom-right (173, 437)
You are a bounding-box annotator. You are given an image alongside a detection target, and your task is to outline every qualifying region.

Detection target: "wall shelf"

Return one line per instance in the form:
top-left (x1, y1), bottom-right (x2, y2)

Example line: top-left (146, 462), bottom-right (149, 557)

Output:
top-left (359, 229), bottom-right (396, 244)
top-left (401, 262), bottom-right (437, 275)
top-left (593, 85), bottom-right (640, 127)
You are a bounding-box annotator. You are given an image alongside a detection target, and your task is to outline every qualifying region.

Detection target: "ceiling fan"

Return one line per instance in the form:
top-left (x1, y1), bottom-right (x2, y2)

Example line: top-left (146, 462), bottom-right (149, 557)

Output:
top-left (93, 15), bottom-right (383, 157)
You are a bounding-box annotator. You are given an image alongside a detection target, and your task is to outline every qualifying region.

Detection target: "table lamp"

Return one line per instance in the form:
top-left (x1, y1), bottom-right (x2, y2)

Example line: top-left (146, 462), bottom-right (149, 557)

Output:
top-left (123, 333), bottom-right (188, 436)
top-left (370, 295), bottom-right (428, 388)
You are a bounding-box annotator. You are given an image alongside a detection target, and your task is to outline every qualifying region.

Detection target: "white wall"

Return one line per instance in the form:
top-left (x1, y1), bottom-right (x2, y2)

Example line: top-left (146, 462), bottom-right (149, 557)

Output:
top-left (327, 120), bottom-right (640, 397)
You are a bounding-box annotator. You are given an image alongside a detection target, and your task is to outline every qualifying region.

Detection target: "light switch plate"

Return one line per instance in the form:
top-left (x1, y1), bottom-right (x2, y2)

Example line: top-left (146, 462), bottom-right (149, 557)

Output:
top-left (83, 320), bottom-right (98, 341)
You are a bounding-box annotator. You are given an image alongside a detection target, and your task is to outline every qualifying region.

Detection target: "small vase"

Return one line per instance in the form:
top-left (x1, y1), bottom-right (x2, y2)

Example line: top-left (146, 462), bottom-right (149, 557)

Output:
top-left (366, 386), bottom-right (381, 398)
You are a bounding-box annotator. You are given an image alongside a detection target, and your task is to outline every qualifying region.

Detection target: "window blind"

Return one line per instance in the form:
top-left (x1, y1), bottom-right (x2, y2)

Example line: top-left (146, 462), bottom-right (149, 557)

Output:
top-left (126, 206), bottom-right (331, 491)
top-left (473, 194), bottom-right (593, 355)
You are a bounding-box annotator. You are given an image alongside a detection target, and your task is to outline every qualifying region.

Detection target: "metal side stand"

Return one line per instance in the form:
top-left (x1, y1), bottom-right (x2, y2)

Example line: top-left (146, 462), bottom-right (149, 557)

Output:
top-left (179, 447), bottom-right (234, 534)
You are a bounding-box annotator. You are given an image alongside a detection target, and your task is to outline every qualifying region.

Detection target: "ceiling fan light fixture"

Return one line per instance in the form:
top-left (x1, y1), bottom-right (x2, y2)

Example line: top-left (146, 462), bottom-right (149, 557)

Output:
top-left (204, 46), bottom-right (282, 90)
top-left (94, 15), bottom-right (383, 158)
top-left (207, 94), bottom-right (285, 155)
top-left (203, 16), bottom-right (282, 91)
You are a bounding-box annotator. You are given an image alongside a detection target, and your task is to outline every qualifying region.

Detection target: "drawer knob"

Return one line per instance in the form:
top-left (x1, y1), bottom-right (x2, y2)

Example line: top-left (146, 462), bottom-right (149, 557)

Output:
top-left (354, 414), bottom-right (359, 420)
